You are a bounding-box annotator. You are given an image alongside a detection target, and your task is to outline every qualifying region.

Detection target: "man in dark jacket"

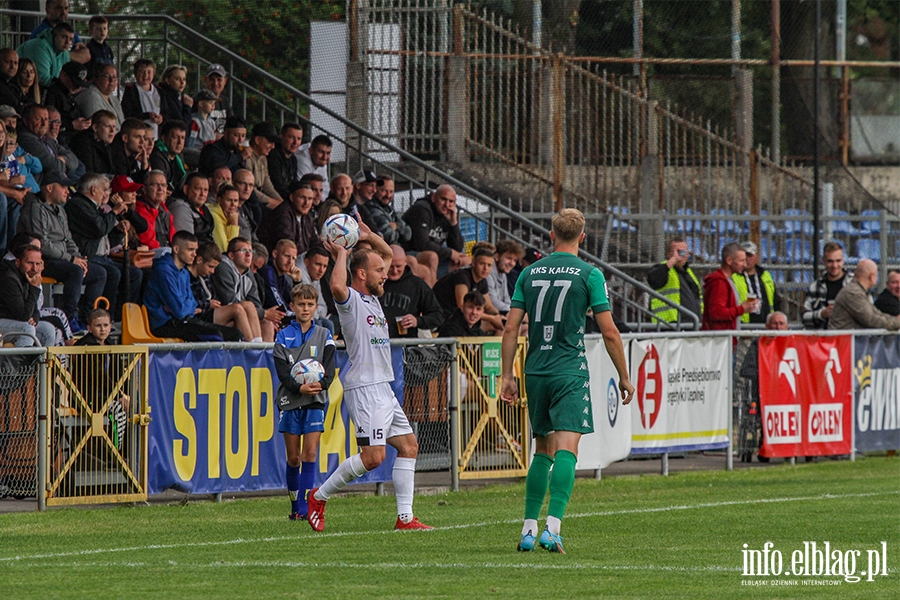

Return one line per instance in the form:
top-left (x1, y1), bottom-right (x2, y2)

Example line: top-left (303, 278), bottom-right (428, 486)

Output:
top-left (198, 115), bottom-right (247, 177)
top-left (0, 244), bottom-right (56, 346)
top-left (42, 61), bottom-right (91, 145)
top-left (17, 103), bottom-right (83, 186)
top-left (402, 184), bottom-right (470, 278)
top-left (267, 123), bottom-right (302, 198)
top-left (166, 171), bottom-right (213, 244)
top-left (381, 245), bottom-right (444, 338)
top-left (150, 120), bottom-right (187, 189)
top-left (109, 118), bottom-right (150, 181)
top-left (69, 109), bottom-right (117, 175)
top-left (874, 269), bottom-right (900, 317)
top-left (258, 181), bottom-right (323, 256)
top-left (65, 172), bottom-right (142, 317)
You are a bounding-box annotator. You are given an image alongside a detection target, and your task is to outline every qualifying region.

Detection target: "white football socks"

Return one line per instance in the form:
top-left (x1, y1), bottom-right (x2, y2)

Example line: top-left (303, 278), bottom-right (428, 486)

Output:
top-left (393, 457), bottom-right (416, 522)
top-left (522, 519), bottom-right (538, 537)
top-left (546, 516), bottom-right (561, 536)
top-left (316, 454), bottom-right (368, 501)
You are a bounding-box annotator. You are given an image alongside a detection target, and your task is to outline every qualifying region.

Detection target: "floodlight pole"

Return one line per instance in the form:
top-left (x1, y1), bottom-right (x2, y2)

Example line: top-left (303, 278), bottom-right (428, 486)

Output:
top-left (812, 0), bottom-right (821, 280)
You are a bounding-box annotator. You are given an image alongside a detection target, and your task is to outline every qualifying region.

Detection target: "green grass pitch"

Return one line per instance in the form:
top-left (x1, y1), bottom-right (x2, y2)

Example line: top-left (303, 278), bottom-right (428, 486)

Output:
top-left (1, 457), bottom-right (896, 599)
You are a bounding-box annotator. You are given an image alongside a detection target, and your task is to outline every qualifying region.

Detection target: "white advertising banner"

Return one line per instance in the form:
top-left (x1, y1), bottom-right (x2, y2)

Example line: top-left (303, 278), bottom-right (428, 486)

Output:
top-left (630, 337), bottom-right (731, 453)
top-left (576, 337), bottom-right (633, 470)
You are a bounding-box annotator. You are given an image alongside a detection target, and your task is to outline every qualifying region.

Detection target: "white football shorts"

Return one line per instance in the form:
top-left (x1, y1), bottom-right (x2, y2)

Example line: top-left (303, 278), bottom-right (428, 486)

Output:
top-left (344, 382), bottom-right (413, 446)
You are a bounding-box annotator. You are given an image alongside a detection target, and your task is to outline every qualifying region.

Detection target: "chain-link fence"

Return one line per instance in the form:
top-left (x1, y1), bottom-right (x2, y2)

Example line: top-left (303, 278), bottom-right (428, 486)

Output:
top-left (0, 349), bottom-right (44, 500)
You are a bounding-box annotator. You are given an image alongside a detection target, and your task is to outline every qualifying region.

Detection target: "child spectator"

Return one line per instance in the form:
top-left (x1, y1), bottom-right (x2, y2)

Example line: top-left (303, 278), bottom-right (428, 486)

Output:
top-left (184, 89), bottom-right (218, 166)
top-left (273, 283), bottom-right (335, 521)
top-left (438, 290), bottom-right (491, 337)
top-left (122, 58), bottom-right (163, 138)
top-left (4, 129), bottom-right (41, 233)
top-left (74, 307), bottom-right (112, 346)
top-left (86, 15), bottom-right (114, 68)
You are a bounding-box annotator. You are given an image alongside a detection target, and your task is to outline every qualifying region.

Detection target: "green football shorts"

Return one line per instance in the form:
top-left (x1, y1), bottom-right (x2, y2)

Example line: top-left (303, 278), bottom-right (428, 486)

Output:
top-left (524, 374), bottom-right (593, 438)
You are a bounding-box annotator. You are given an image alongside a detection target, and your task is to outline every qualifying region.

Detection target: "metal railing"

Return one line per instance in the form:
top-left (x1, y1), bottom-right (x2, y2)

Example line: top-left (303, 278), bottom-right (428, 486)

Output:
top-left (0, 7), bottom-right (699, 330)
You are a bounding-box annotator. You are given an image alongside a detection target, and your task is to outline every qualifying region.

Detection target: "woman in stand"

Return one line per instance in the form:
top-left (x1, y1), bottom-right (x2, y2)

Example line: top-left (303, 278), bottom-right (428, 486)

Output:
top-left (157, 64), bottom-right (193, 128)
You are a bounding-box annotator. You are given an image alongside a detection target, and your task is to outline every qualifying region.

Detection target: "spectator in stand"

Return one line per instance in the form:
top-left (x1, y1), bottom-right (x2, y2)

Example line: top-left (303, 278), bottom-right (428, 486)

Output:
top-left (433, 243), bottom-right (504, 333)
top-left (258, 180), bottom-right (322, 257)
top-left (245, 121), bottom-right (283, 209)
top-left (157, 64), bottom-right (193, 128)
top-left (43, 106), bottom-right (84, 183)
top-left (232, 168), bottom-right (260, 241)
top-left (19, 170), bottom-right (105, 331)
top-left (315, 198), bottom-right (341, 236)
top-left (345, 169), bottom-right (378, 230)
top-left (65, 172), bottom-right (141, 317)
top-left (13, 58), bottom-right (41, 110)
top-left (18, 103), bottom-right (82, 186)
top-left (212, 236), bottom-right (281, 341)
top-left (438, 290), bottom-right (490, 337)
top-left (184, 89), bottom-right (217, 166)
top-left (259, 239), bottom-right (303, 326)
top-left (144, 230), bottom-right (242, 341)
top-left (733, 241), bottom-right (781, 326)
top-left (74, 63), bottom-right (124, 127)
top-left (167, 171), bottom-right (212, 242)
top-left (829, 260), bottom-right (900, 331)
top-left (0, 49), bottom-right (20, 109)
top-left (368, 174), bottom-right (411, 246)
top-left (187, 240), bottom-right (262, 342)
top-left (43, 61), bottom-right (91, 144)
top-left (267, 122), bottom-right (302, 198)
top-left (85, 15), bottom-right (114, 67)
top-left (122, 59), bottom-right (163, 138)
top-left (193, 64), bottom-right (232, 136)
top-left (108, 174), bottom-right (148, 251)
top-left (401, 184), bottom-right (470, 279)
top-left (2, 126), bottom-right (37, 245)
top-left (150, 120), bottom-right (187, 189)
top-left (208, 183), bottom-right (242, 253)
top-left (328, 172), bottom-right (352, 206)
top-left (17, 22), bottom-right (89, 87)
top-left (31, 0), bottom-right (83, 45)
top-left (299, 245), bottom-right (335, 333)
top-left (301, 172), bottom-right (325, 210)
top-left (701, 242), bottom-right (759, 332)
top-left (209, 165), bottom-right (232, 195)
top-left (381, 245), bottom-right (444, 338)
top-left (69, 108), bottom-right (116, 175)
top-left (0, 104), bottom-right (19, 134)
top-left (296, 135), bottom-right (332, 198)
top-left (803, 241), bottom-right (853, 329)
top-left (487, 240), bottom-right (524, 315)
top-left (109, 118), bottom-right (150, 181)
top-left (874, 269), bottom-right (900, 317)
top-left (134, 170), bottom-right (173, 250)
top-left (198, 115), bottom-right (248, 177)
top-left (0, 243), bottom-right (57, 346)
top-left (647, 236), bottom-right (703, 325)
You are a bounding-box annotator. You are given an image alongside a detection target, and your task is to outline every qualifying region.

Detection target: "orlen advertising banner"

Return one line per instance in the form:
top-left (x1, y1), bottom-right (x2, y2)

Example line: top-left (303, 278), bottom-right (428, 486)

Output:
top-left (576, 336), bottom-right (632, 470)
top-left (148, 347), bottom-right (403, 494)
top-left (630, 337), bottom-right (730, 453)
top-left (854, 335), bottom-right (900, 452)
top-left (758, 335), bottom-right (852, 458)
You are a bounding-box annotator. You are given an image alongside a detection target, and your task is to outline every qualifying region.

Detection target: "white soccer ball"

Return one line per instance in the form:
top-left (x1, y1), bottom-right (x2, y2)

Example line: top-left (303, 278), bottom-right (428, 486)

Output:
top-left (291, 358), bottom-right (325, 386)
top-left (322, 213), bottom-right (360, 249)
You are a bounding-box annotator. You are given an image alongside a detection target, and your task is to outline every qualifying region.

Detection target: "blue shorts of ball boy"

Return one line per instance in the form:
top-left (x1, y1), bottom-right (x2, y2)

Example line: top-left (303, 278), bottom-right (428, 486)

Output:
top-left (278, 407), bottom-right (326, 436)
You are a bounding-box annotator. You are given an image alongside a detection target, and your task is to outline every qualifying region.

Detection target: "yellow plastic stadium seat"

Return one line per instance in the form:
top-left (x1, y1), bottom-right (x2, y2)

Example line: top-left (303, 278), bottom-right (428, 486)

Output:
top-left (121, 303), bottom-right (180, 344)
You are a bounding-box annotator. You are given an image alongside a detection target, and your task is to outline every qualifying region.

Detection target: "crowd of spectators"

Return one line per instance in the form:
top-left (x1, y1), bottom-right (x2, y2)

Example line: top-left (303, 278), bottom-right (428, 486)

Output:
top-left (0, 4), bottom-right (540, 347)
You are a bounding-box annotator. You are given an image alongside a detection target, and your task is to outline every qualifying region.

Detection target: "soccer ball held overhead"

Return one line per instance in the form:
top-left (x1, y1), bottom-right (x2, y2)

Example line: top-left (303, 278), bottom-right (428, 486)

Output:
top-left (322, 214), bottom-right (360, 249)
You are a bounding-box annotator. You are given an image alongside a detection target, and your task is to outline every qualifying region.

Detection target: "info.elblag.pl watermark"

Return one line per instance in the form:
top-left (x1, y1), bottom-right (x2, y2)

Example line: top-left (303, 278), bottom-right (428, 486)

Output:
top-left (741, 541), bottom-right (888, 586)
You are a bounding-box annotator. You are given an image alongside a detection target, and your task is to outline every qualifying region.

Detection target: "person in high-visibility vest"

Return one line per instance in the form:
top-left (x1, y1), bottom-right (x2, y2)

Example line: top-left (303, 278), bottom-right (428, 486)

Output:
top-left (731, 241), bottom-right (781, 325)
top-left (647, 237), bottom-right (703, 324)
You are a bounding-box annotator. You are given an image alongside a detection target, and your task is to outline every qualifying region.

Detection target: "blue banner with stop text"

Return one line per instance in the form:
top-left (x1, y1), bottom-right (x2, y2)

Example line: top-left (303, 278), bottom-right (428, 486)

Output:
top-left (148, 347), bottom-right (404, 495)
top-left (853, 335), bottom-right (900, 453)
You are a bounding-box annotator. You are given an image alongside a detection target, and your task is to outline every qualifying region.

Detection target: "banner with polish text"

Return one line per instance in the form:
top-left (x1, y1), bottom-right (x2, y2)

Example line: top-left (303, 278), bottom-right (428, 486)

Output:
top-left (758, 335), bottom-right (852, 458)
top-left (629, 337), bottom-right (730, 453)
top-left (576, 337), bottom-right (632, 470)
top-left (148, 347), bottom-right (403, 495)
top-left (853, 335), bottom-right (900, 452)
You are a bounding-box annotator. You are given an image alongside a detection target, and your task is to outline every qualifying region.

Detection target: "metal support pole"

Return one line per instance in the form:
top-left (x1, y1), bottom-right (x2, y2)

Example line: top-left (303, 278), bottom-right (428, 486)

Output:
top-left (449, 341), bottom-right (459, 492)
top-left (37, 349), bottom-right (47, 511)
top-left (771, 0), bottom-right (781, 164)
top-left (731, 0), bottom-right (741, 75)
top-left (532, 0), bottom-right (542, 50)
top-left (661, 452), bottom-right (669, 476)
top-left (632, 0), bottom-right (643, 78)
top-left (376, 482), bottom-right (385, 496)
top-left (812, 0), bottom-right (821, 281)
top-left (727, 345), bottom-right (734, 471)
top-left (594, 468), bottom-right (602, 480)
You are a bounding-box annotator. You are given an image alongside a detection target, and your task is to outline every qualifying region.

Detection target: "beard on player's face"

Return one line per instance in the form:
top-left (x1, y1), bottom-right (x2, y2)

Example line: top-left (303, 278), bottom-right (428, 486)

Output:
top-left (365, 276), bottom-right (384, 297)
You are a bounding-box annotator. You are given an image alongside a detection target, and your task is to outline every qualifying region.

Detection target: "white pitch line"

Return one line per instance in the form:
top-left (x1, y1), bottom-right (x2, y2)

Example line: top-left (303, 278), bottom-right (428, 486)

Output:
top-left (1, 490), bottom-right (895, 565)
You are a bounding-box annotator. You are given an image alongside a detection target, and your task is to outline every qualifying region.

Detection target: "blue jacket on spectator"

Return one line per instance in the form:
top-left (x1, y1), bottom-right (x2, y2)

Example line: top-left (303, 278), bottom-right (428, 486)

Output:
top-left (12, 146), bottom-right (42, 194)
top-left (144, 252), bottom-right (197, 329)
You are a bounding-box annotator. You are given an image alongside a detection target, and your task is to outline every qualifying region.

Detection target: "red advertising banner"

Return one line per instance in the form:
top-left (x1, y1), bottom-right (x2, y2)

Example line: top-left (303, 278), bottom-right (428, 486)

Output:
top-left (758, 335), bottom-right (853, 458)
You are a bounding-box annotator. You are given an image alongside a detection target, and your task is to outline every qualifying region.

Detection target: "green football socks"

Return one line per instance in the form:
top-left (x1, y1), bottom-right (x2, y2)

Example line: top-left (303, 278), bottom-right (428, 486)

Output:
top-left (524, 453), bottom-right (554, 521)
top-left (547, 449), bottom-right (577, 522)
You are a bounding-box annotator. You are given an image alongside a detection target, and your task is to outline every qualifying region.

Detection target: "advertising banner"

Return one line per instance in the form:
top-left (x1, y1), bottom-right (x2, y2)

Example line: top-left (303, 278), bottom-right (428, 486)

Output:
top-left (148, 347), bottom-right (403, 494)
top-left (758, 335), bottom-right (852, 458)
top-left (853, 335), bottom-right (900, 452)
top-left (576, 337), bottom-right (632, 470)
top-left (630, 337), bottom-right (731, 453)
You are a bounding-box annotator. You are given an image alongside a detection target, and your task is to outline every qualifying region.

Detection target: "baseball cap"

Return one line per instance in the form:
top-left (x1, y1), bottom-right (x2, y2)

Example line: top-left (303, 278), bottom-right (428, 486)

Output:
top-left (0, 105), bottom-right (21, 119)
top-left (251, 121), bottom-right (280, 144)
top-left (224, 115), bottom-right (246, 130)
top-left (523, 247), bottom-right (543, 264)
top-left (206, 63), bottom-right (226, 78)
top-left (353, 169), bottom-right (377, 184)
top-left (195, 89), bottom-right (218, 103)
top-left (60, 61), bottom-right (88, 87)
top-left (39, 170), bottom-right (67, 188)
top-left (740, 241), bottom-right (758, 255)
top-left (111, 175), bottom-right (143, 194)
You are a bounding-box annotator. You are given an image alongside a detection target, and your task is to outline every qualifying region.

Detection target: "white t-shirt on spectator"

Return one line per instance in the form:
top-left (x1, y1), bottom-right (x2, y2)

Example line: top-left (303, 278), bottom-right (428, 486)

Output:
top-left (295, 142), bottom-right (330, 199)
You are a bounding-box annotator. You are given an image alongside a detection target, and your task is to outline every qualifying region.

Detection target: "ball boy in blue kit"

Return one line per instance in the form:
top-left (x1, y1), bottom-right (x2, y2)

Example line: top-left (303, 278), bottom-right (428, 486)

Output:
top-left (273, 283), bottom-right (336, 521)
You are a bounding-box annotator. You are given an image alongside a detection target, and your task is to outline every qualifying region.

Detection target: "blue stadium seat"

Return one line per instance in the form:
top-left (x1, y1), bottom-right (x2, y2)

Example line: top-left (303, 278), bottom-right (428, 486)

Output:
top-left (792, 269), bottom-right (813, 284)
top-left (860, 209), bottom-right (881, 235)
top-left (830, 210), bottom-right (859, 236)
top-left (609, 206), bottom-right (637, 232)
top-left (785, 238), bottom-right (812, 264)
top-left (759, 238), bottom-right (777, 264)
top-left (759, 210), bottom-right (783, 235)
top-left (784, 209), bottom-right (813, 235)
top-left (686, 236), bottom-right (709, 262)
top-left (459, 217), bottom-right (488, 243)
top-left (856, 239), bottom-right (881, 262)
